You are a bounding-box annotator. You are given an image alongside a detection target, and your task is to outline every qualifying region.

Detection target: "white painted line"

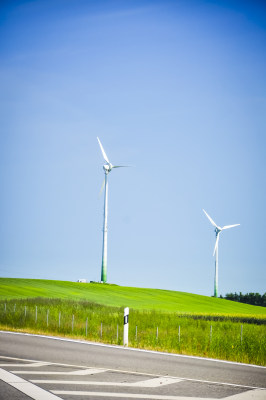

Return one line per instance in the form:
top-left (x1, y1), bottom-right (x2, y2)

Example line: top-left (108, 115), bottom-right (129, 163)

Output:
top-left (172, 376), bottom-right (264, 391)
top-left (0, 368), bottom-right (25, 383)
top-left (0, 356), bottom-right (51, 364)
top-left (29, 378), bottom-right (264, 391)
top-left (52, 391), bottom-right (213, 399)
top-left (0, 355), bottom-right (108, 374)
top-left (131, 377), bottom-right (182, 387)
top-left (12, 371), bottom-right (74, 375)
top-left (68, 368), bottom-right (107, 375)
top-left (4, 354), bottom-right (266, 391)
top-left (0, 368), bottom-right (62, 400)
top-left (2, 330), bottom-right (265, 369)
top-left (0, 362), bottom-right (49, 368)
top-left (31, 377), bottom-right (182, 387)
top-left (11, 368), bottom-right (106, 375)
top-left (227, 389), bottom-right (266, 399)
top-left (10, 383), bottom-right (63, 400)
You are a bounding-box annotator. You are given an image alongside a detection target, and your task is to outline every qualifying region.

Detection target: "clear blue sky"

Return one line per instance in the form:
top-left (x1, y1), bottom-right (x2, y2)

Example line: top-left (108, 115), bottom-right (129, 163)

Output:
top-left (0, 0), bottom-right (265, 296)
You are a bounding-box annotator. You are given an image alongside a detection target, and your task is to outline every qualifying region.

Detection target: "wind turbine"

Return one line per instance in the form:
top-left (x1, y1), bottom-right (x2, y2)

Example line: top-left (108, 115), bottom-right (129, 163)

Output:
top-left (203, 209), bottom-right (240, 298)
top-left (97, 137), bottom-right (128, 283)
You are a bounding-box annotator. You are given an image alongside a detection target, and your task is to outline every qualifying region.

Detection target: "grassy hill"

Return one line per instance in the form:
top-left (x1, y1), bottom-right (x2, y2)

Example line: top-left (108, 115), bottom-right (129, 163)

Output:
top-left (0, 278), bottom-right (265, 316)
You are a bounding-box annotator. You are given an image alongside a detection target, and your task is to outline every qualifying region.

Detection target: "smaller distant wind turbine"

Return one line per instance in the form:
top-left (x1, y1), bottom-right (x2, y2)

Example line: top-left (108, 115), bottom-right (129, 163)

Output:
top-left (97, 137), bottom-right (129, 283)
top-left (203, 209), bottom-right (240, 298)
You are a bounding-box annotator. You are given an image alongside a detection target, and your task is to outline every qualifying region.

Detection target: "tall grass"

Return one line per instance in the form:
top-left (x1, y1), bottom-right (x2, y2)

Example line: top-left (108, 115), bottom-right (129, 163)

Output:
top-left (0, 298), bottom-right (265, 366)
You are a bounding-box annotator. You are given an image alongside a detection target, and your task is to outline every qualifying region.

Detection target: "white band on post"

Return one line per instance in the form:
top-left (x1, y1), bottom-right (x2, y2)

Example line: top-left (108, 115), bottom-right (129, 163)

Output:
top-left (123, 307), bottom-right (129, 346)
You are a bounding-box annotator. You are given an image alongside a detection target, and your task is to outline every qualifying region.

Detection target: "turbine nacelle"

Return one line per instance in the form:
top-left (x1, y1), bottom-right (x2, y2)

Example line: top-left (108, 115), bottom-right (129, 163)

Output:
top-left (203, 209), bottom-right (240, 298)
top-left (203, 209), bottom-right (240, 256)
top-left (97, 137), bottom-right (130, 177)
top-left (103, 163), bottom-right (113, 174)
top-left (215, 227), bottom-right (221, 236)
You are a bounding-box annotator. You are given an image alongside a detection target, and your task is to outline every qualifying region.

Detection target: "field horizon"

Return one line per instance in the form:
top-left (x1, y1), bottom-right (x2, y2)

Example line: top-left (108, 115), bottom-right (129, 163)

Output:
top-left (0, 277), bottom-right (265, 316)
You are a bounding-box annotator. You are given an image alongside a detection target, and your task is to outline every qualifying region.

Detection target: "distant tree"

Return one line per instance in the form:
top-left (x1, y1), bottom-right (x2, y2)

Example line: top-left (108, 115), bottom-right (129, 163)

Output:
top-left (220, 292), bottom-right (266, 307)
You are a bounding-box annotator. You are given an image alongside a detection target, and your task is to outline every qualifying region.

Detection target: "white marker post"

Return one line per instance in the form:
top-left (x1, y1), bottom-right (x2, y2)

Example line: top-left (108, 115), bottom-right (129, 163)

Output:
top-left (123, 307), bottom-right (129, 346)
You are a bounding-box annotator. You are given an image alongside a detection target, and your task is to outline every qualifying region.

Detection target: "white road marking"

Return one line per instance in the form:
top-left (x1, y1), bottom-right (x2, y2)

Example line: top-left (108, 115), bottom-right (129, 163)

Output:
top-left (2, 355), bottom-right (265, 393)
top-left (0, 355), bottom-right (108, 374)
top-left (11, 368), bottom-right (106, 375)
top-left (20, 371), bottom-right (264, 390)
top-left (0, 368), bottom-right (62, 400)
top-left (31, 377), bottom-right (182, 387)
top-left (0, 362), bottom-right (49, 367)
top-left (52, 391), bottom-right (214, 399)
top-left (2, 330), bottom-right (265, 369)
top-left (131, 377), bottom-right (182, 387)
top-left (227, 390), bottom-right (266, 399)
top-left (69, 368), bottom-right (107, 375)
top-left (0, 368), bottom-right (25, 383)
top-left (172, 376), bottom-right (264, 390)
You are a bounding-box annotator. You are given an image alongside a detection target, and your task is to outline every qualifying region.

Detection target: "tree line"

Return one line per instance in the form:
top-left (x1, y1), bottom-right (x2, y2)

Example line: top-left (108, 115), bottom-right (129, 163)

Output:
top-left (220, 292), bottom-right (266, 307)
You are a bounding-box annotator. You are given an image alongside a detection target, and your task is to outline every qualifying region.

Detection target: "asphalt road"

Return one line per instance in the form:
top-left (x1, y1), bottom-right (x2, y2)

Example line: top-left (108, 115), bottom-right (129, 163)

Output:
top-left (0, 331), bottom-right (265, 400)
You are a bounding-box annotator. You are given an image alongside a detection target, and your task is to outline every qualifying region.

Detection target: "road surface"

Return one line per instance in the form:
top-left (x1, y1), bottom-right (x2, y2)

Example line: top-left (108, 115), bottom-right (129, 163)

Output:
top-left (0, 331), bottom-right (265, 400)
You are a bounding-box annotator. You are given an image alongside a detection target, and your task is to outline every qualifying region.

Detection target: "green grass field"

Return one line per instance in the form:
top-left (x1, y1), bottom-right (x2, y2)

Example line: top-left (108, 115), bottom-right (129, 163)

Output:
top-left (0, 278), bottom-right (265, 365)
top-left (0, 278), bottom-right (265, 316)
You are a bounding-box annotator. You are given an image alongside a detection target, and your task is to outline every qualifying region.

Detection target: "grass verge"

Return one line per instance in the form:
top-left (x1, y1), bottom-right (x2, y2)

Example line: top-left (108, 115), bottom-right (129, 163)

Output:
top-left (1, 298), bottom-right (265, 366)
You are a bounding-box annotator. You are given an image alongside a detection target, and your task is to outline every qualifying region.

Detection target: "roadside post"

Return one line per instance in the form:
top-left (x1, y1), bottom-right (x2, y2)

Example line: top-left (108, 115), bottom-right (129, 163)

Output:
top-left (123, 307), bottom-right (129, 346)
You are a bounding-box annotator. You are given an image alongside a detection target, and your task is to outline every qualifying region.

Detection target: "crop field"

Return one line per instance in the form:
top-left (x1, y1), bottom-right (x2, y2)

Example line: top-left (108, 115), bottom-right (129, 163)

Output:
top-left (1, 278), bottom-right (266, 314)
top-left (0, 278), bottom-right (265, 366)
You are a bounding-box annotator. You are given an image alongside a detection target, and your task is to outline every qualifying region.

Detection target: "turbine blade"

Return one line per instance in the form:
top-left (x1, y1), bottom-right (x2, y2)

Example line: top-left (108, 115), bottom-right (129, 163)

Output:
top-left (203, 209), bottom-right (218, 228)
top-left (222, 224), bottom-right (240, 230)
top-left (99, 179), bottom-right (105, 196)
top-left (97, 137), bottom-right (110, 164)
top-left (112, 165), bottom-right (131, 168)
top-left (213, 233), bottom-right (220, 256)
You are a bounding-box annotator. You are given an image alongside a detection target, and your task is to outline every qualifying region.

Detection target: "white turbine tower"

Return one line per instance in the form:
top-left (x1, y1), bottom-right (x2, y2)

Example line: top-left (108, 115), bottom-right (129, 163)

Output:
top-left (203, 209), bottom-right (240, 298)
top-left (97, 137), bottom-right (128, 283)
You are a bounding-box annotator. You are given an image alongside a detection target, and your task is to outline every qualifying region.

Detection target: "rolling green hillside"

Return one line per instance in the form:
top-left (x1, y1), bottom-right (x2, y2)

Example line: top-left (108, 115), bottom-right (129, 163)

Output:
top-left (0, 278), bottom-right (265, 316)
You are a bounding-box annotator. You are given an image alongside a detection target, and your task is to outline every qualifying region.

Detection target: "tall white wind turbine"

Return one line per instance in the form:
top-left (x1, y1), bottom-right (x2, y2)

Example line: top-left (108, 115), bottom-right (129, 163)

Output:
top-left (203, 209), bottom-right (240, 297)
top-left (97, 137), bottom-right (128, 283)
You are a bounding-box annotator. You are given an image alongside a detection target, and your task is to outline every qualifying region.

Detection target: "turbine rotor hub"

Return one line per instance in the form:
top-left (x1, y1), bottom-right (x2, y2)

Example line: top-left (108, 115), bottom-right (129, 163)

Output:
top-left (103, 164), bottom-right (112, 173)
